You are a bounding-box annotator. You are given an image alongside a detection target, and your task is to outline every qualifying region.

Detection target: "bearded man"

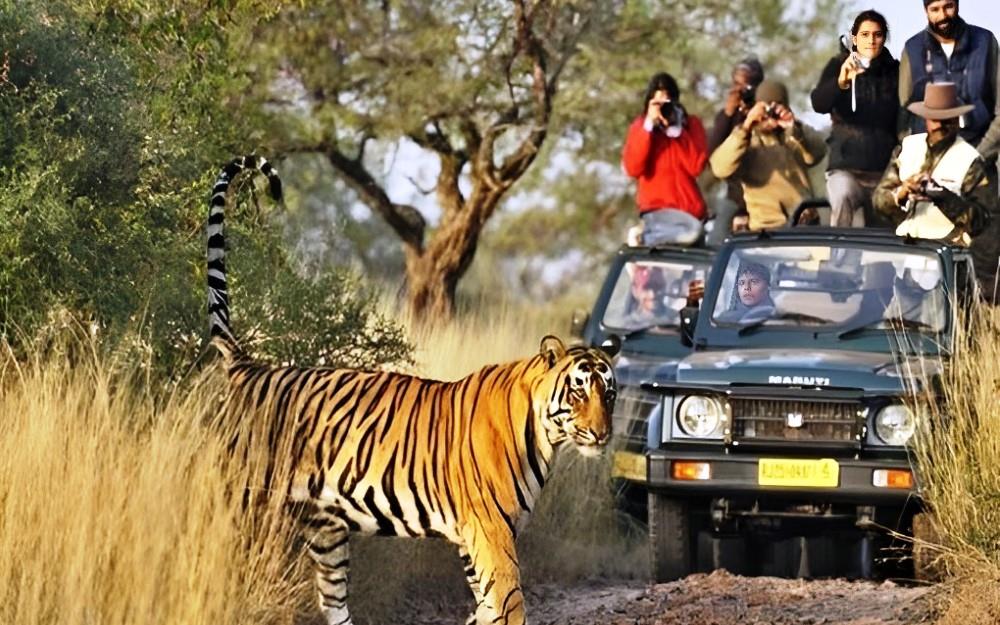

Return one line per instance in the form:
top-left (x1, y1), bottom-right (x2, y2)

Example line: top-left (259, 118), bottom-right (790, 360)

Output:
top-left (900, 0), bottom-right (1000, 157)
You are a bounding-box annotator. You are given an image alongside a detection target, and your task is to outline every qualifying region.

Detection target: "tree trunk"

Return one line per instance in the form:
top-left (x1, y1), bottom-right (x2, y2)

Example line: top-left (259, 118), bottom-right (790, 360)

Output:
top-left (405, 251), bottom-right (458, 322)
top-left (319, 0), bottom-right (563, 322)
top-left (403, 190), bottom-right (499, 321)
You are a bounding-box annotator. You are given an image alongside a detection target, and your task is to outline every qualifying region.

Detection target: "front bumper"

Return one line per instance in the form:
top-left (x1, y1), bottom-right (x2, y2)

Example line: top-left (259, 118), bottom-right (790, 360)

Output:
top-left (616, 449), bottom-right (917, 504)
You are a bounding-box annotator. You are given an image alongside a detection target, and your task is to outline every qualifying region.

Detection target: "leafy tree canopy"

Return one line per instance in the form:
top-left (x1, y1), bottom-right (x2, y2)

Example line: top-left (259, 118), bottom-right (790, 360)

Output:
top-left (0, 0), bottom-right (411, 375)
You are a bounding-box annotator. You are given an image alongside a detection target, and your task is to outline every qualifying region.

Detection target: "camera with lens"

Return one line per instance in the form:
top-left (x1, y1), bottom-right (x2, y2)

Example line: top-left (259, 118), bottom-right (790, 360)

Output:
top-left (659, 101), bottom-right (684, 126)
top-left (739, 85), bottom-right (756, 107)
top-left (916, 176), bottom-right (945, 198)
top-left (764, 103), bottom-right (782, 120)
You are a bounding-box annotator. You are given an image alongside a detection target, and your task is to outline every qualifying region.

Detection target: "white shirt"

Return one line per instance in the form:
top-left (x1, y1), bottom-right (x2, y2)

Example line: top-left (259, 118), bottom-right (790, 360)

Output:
top-left (941, 42), bottom-right (955, 61)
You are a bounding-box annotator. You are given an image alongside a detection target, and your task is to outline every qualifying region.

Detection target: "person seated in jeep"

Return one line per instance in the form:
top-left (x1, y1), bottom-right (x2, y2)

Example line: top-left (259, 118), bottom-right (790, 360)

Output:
top-left (622, 265), bottom-right (679, 328)
top-left (716, 261), bottom-right (776, 323)
top-left (885, 267), bottom-right (947, 328)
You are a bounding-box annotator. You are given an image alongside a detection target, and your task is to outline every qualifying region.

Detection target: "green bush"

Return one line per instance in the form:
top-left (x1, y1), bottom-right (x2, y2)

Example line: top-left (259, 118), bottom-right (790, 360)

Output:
top-left (0, 0), bottom-right (411, 377)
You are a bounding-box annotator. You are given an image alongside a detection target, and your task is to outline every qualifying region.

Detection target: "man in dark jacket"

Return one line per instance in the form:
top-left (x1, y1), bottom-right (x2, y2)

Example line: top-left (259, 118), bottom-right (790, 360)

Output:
top-left (899, 0), bottom-right (1000, 302)
top-left (900, 0), bottom-right (1000, 157)
top-left (811, 10), bottom-right (899, 228)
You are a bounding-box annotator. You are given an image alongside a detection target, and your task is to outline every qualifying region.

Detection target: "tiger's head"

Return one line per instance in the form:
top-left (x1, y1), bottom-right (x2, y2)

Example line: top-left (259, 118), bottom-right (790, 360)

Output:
top-left (537, 335), bottom-right (620, 457)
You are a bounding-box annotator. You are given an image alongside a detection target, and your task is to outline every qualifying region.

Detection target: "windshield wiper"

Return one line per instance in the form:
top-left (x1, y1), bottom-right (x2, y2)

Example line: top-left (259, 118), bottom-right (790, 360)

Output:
top-left (736, 312), bottom-right (831, 336)
top-left (620, 324), bottom-right (679, 341)
top-left (837, 317), bottom-right (938, 339)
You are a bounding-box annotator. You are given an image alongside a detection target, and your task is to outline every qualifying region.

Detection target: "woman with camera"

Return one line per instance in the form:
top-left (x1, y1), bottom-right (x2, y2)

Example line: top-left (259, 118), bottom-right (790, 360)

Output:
top-left (810, 9), bottom-right (899, 228)
top-left (622, 72), bottom-right (708, 246)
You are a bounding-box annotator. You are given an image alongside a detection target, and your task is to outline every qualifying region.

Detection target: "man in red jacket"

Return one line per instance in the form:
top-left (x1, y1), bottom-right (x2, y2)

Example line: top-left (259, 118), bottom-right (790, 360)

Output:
top-left (622, 72), bottom-right (709, 246)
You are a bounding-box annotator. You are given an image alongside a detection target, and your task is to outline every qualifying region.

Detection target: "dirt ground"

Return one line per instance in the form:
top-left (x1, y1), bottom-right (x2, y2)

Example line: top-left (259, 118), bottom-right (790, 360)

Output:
top-left (399, 571), bottom-right (937, 625)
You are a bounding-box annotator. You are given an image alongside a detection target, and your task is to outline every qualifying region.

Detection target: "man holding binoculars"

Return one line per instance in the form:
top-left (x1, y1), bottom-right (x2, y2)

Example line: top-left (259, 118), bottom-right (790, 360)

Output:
top-left (622, 72), bottom-right (708, 246)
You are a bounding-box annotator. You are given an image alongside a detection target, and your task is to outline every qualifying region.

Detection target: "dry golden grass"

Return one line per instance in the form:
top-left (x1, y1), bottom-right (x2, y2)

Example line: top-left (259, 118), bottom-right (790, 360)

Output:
top-left (0, 334), bottom-right (312, 625)
top-left (910, 305), bottom-right (1000, 622)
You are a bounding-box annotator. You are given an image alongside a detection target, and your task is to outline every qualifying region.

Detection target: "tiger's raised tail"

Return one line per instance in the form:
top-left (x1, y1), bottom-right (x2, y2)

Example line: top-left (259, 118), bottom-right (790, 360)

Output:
top-left (206, 155), bottom-right (283, 360)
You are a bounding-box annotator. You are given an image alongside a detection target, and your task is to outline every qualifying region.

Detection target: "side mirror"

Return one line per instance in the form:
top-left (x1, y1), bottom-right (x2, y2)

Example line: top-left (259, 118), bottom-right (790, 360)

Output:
top-left (679, 305), bottom-right (699, 347)
top-left (569, 309), bottom-right (590, 339)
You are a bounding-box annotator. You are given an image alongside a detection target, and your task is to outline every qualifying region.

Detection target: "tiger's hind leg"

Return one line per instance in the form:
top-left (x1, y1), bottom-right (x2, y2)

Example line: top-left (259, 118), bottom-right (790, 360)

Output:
top-left (301, 504), bottom-right (354, 625)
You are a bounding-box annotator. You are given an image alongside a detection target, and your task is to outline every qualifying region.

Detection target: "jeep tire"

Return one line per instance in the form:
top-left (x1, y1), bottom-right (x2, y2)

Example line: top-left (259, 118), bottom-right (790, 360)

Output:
top-left (648, 491), bottom-right (694, 582)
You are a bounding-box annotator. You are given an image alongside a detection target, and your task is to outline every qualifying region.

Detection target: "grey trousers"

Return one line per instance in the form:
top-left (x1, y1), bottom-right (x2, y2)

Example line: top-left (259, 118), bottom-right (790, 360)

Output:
top-left (826, 170), bottom-right (882, 228)
top-left (640, 209), bottom-right (703, 246)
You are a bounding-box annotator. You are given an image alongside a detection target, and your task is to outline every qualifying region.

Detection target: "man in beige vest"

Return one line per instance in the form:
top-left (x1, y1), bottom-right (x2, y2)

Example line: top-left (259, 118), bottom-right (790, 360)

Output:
top-left (874, 82), bottom-right (995, 247)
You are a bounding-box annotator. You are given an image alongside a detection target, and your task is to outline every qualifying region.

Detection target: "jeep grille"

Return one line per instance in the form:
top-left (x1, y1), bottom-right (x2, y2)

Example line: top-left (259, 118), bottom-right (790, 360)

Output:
top-left (612, 386), bottom-right (660, 449)
top-left (730, 398), bottom-right (861, 444)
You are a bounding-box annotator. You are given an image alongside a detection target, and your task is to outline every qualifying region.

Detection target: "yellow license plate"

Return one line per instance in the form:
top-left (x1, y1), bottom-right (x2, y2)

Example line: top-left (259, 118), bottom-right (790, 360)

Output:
top-left (758, 458), bottom-right (839, 488)
top-left (611, 451), bottom-right (647, 482)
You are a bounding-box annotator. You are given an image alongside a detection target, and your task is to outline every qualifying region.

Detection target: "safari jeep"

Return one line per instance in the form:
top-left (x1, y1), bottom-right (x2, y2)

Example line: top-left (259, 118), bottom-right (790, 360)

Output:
top-left (572, 243), bottom-right (713, 519)
top-left (617, 228), bottom-right (976, 582)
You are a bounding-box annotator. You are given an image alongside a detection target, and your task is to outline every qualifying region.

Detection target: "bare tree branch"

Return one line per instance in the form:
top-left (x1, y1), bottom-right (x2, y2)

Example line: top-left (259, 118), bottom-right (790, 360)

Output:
top-left (321, 143), bottom-right (426, 253)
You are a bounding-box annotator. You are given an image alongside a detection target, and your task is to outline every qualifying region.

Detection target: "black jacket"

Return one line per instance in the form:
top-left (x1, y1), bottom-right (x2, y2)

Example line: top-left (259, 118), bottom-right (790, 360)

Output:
top-left (811, 47), bottom-right (900, 173)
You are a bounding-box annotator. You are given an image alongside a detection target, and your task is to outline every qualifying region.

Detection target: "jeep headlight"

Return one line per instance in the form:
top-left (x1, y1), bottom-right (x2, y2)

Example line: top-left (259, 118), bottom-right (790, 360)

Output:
top-left (874, 404), bottom-right (916, 446)
top-left (676, 395), bottom-right (725, 438)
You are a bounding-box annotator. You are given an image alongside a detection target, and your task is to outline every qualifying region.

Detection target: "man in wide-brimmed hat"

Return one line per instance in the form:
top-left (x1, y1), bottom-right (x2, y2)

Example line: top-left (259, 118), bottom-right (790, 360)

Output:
top-left (874, 82), bottom-right (995, 249)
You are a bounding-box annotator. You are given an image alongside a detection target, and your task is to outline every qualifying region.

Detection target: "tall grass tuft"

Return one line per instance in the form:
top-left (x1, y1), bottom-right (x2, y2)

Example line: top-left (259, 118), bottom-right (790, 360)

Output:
top-left (0, 332), bottom-right (310, 625)
top-left (910, 305), bottom-right (1000, 622)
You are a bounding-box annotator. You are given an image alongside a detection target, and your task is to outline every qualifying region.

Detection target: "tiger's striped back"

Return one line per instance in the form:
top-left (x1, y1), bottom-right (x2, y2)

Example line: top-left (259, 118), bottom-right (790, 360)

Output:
top-left (223, 341), bottom-right (615, 536)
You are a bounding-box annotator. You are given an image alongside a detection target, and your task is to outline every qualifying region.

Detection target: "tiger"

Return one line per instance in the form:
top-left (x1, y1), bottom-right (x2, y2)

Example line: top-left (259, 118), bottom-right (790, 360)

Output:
top-left (206, 155), bottom-right (620, 625)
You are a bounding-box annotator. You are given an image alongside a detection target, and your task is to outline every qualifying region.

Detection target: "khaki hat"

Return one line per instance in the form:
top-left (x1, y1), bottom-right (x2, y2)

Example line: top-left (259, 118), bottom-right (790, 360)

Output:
top-left (755, 80), bottom-right (788, 106)
top-left (907, 82), bottom-right (974, 120)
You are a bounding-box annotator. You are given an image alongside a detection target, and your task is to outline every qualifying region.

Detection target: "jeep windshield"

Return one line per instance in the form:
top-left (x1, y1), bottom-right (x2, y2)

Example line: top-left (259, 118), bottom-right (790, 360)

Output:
top-left (602, 260), bottom-right (707, 334)
top-left (710, 244), bottom-right (948, 334)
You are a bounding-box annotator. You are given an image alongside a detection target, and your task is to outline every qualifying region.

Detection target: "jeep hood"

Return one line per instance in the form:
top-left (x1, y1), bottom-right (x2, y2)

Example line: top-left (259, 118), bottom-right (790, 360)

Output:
top-left (614, 350), bottom-right (685, 387)
top-left (676, 348), bottom-right (938, 392)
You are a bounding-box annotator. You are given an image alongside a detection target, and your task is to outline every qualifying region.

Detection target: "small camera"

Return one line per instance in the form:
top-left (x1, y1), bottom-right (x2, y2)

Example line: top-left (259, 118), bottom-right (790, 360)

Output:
top-left (659, 101), bottom-right (684, 126)
top-left (740, 85), bottom-right (755, 107)
top-left (764, 103), bottom-right (782, 120)
top-left (659, 101), bottom-right (676, 123)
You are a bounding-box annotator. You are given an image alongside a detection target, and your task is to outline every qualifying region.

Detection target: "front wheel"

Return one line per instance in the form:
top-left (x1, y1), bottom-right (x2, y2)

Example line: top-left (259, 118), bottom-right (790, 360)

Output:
top-left (648, 491), bottom-right (695, 582)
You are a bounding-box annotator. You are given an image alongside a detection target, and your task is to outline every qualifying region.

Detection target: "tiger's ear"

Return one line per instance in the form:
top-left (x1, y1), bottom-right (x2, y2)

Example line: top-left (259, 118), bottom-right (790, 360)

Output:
top-left (599, 334), bottom-right (622, 359)
top-left (539, 335), bottom-right (567, 367)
